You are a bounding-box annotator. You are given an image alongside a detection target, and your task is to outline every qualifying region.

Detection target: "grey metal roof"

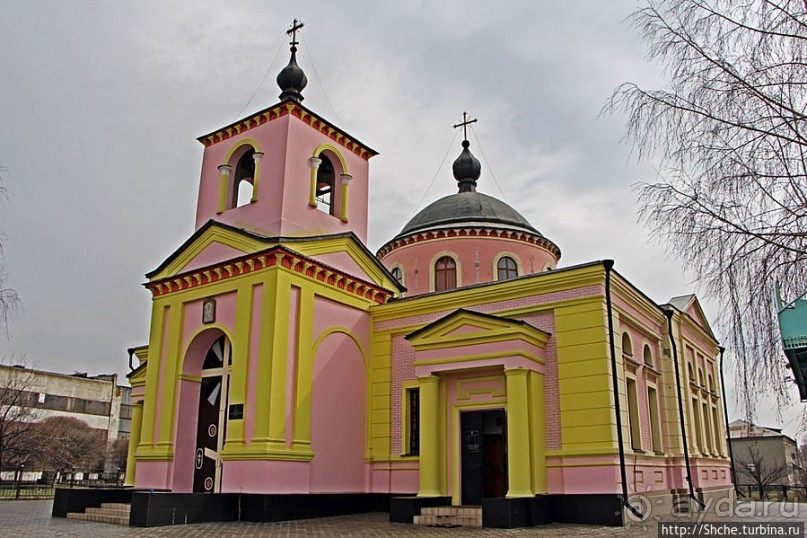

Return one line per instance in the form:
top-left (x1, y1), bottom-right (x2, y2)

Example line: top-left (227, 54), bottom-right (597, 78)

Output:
top-left (397, 191), bottom-right (541, 237)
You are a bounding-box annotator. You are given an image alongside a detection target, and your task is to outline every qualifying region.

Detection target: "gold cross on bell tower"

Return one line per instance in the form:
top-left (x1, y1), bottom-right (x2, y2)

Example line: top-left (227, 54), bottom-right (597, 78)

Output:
top-left (287, 18), bottom-right (304, 47)
top-left (453, 112), bottom-right (478, 141)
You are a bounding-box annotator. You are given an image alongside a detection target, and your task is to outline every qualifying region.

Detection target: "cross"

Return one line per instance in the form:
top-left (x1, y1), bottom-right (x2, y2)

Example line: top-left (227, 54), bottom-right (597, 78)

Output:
top-left (453, 112), bottom-right (477, 141)
top-left (287, 18), bottom-right (304, 47)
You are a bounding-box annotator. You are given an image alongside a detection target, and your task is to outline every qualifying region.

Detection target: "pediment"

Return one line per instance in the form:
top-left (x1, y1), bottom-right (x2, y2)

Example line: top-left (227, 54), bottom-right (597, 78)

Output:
top-left (684, 297), bottom-right (715, 339)
top-left (406, 309), bottom-right (550, 350)
top-left (148, 222), bottom-right (273, 281)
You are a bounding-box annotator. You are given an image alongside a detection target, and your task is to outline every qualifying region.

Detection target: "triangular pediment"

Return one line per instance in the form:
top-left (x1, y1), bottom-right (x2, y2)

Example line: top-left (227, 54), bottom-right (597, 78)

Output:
top-left (667, 294), bottom-right (716, 340)
top-left (148, 221), bottom-right (275, 281)
top-left (406, 309), bottom-right (550, 350)
top-left (684, 296), bottom-right (715, 339)
top-left (147, 221), bottom-right (404, 294)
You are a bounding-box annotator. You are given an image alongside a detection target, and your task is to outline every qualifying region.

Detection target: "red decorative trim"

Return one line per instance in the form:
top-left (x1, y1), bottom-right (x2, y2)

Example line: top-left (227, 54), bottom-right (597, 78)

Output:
top-left (376, 227), bottom-right (562, 259)
top-left (146, 245), bottom-right (392, 304)
top-left (197, 102), bottom-right (374, 161)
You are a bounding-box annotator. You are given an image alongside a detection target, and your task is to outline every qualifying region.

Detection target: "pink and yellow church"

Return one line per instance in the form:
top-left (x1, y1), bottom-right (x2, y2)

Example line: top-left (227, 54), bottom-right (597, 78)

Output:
top-left (113, 26), bottom-right (732, 528)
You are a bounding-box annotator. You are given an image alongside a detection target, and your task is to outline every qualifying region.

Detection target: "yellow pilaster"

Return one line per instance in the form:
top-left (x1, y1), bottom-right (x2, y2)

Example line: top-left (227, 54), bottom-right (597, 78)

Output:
top-left (252, 269), bottom-right (280, 446)
top-left (251, 155), bottom-right (262, 203)
top-left (217, 173), bottom-right (229, 213)
top-left (123, 403), bottom-right (143, 487)
top-left (418, 374), bottom-right (442, 497)
top-left (505, 368), bottom-right (533, 498)
top-left (339, 182), bottom-right (349, 222)
top-left (223, 283), bottom-right (254, 451)
top-left (293, 288), bottom-right (315, 451)
top-left (268, 271), bottom-right (291, 444)
top-left (308, 167), bottom-right (318, 207)
top-left (138, 303), bottom-right (167, 452)
top-left (157, 298), bottom-right (184, 450)
top-left (528, 370), bottom-right (547, 493)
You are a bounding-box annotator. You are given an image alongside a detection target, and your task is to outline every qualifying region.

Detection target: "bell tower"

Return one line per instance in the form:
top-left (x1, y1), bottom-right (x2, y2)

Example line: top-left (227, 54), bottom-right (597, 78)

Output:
top-left (193, 20), bottom-right (377, 243)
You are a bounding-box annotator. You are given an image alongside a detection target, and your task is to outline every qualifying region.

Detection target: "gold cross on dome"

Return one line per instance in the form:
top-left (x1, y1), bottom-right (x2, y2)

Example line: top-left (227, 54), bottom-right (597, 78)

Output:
top-left (453, 112), bottom-right (478, 141)
top-left (287, 19), bottom-right (304, 47)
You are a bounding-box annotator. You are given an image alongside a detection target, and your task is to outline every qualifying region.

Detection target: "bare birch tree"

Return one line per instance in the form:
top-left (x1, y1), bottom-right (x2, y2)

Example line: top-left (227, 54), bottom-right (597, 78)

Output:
top-left (608, 0), bottom-right (807, 414)
top-left (0, 166), bottom-right (20, 336)
top-left (0, 363), bottom-right (40, 469)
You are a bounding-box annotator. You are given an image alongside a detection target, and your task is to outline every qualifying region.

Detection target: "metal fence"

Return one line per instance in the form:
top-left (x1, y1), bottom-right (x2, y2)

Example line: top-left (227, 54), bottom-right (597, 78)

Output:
top-left (735, 484), bottom-right (807, 502)
top-left (0, 467), bottom-right (125, 500)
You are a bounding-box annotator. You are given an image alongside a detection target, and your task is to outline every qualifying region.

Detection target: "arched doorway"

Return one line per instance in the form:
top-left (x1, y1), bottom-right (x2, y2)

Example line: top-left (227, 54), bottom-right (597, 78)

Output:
top-left (193, 335), bottom-right (231, 493)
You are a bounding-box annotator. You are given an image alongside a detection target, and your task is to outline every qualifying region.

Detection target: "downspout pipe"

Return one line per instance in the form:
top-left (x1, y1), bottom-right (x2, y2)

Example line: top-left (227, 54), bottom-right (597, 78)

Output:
top-left (662, 306), bottom-right (705, 510)
top-left (718, 346), bottom-right (740, 495)
top-left (603, 260), bottom-right (643, 519)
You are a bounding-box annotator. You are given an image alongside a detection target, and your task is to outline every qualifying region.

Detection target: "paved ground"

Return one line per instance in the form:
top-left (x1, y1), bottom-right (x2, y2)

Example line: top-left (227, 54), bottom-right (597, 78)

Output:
top-left (0, 500), bottom-right (805, 537)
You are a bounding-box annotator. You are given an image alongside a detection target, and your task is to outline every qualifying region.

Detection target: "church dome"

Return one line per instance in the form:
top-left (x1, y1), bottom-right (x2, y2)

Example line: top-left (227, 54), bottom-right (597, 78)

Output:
top-left (398, 191), bottom-right (541, 237)
top-left (377, 124), bottom-right (561, 297)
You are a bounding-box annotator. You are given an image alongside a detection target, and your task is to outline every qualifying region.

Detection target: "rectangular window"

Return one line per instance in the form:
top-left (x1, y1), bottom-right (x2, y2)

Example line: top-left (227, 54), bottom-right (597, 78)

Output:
top-left (43, 394), bottom-right (68, 411)
top-left (711, 406), bottom-right (723, 456)
top-left (702, 401), bottom-right (713, 454)
top-left (119, 404), bottom-right (133, 420)
top-left (72, 398), bottom-right (87, 413)
top-left (626, 377), bottom-right (641, 450)
top-left (692, 397), bottom-right (704, 452)
top-left (406, 387), bottom-right (420, 455)
top-left (647, 386), bottom-right (662, 452)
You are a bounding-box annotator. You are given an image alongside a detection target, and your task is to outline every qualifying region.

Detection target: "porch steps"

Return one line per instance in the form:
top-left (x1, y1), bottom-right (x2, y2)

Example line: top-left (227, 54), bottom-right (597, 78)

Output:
top-left (414, 506), bottom-right (482, 527)
top-left (66, 502), bottom-right (131, 526)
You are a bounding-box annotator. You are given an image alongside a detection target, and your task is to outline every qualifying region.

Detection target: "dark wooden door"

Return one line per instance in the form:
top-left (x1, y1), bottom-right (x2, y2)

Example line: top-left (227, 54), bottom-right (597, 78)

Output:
top-left (193, 375), bottom-right (222, 492)
top-left (461, 409), bottom-right (508, 504)
top-left (461, 411), bottom-right (485, 505)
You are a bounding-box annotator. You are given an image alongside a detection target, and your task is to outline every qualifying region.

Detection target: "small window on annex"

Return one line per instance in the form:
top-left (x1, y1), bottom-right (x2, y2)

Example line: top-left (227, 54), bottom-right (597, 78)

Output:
top-left (643, 344), bottom-right (654, 367)
top-left (622, 333), bottom-right (633, 356)
top-left (232, 148), bottom-right (256, 208)
top-left (315, 155), bottom-right (336, 215)
top-left (406, 387), bottom-right (420, 455)
top-left (497, 256), bottom-right (518, 281)
top-left (391, 267), bottom-right (403, 285)
top-left (434, 256), bottom-right (457, 292)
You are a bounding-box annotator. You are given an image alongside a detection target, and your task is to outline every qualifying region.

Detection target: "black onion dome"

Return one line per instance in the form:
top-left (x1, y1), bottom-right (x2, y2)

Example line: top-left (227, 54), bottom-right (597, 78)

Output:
top-left (452, 140), bottom-right (482, 193)
top-left (397, 191), bottom-right (541, 237)
top-left (277, 46), bottom-right (308, 102)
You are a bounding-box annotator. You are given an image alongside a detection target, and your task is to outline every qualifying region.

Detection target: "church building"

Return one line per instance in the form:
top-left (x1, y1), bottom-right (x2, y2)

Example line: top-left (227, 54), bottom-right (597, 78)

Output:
top-left (112, 24), bottom-right (732, 528)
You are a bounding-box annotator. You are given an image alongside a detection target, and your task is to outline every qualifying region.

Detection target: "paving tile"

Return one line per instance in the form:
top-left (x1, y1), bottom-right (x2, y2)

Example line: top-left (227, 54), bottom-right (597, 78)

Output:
top-left (0, 499), bottom-right (805, 537)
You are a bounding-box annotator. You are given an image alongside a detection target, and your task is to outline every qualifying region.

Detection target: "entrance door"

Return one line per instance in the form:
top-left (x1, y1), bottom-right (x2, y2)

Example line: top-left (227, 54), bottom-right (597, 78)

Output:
top-left (461, 409), bottom-right (507, 505)
top-left (193, 336), bottom-right (231, 493)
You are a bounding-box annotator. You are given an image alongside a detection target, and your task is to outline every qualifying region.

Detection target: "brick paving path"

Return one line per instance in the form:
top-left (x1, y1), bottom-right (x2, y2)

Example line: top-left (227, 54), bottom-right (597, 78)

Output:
top-left (0, 500), bottom-right (805, 537)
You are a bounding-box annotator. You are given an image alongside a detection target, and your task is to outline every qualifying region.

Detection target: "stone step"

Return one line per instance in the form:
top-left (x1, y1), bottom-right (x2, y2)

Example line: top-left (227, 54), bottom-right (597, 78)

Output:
top-left (100, 502), bottom-right (131, 510)
top-left (66, 502), bottom-right (131, 526)
top-left (414, 506), bottom-right (483, 527)
top-left (86, 506), bottom-right (130, 517)
top-left (421, 506), bottom-right (481, 517)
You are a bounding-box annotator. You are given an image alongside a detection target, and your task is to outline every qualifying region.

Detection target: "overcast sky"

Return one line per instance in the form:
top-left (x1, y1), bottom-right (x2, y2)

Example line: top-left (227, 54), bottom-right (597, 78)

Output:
top-left (0, 1), bottom-right (802, 438)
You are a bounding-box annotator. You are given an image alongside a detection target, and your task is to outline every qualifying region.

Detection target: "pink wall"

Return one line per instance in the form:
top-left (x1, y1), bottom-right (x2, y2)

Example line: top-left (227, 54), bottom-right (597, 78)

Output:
top-left (309, 331), bottom-right (368, 492)
top-left (380, 235), bottom-right (558, 296)
top-left (222, 461), bottom-right (311, 493)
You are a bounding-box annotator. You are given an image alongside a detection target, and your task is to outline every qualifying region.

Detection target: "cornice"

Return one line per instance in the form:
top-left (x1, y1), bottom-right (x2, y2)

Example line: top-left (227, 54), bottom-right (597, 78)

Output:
top-left (145, 244), bottom-right (393, 305)
top-left (376, 226), bottom-right (561, 260)
top-left (371, 261), bottom-right (606, 322)
top-left (197, 100), bottom-right (377, 161)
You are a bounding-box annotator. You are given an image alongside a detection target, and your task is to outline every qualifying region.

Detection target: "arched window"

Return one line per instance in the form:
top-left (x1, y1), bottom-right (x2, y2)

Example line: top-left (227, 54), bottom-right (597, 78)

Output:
top-left (434, 256), bottom-right (457, 292)
top-left (232, 149), bottom-right (255, 208)
top-left (622, 332), bottom-right (633, 356)
top-left (315, 155), bottom-right (336, 215)
top-left (497, 256), bottom-right (518, 281)
top-left (688, 363), bottom-right (695, 382)
top-left (643, 344), bottom-right (654, 367)
top-left (708, 374), bottom-right (714, 393)
top-left (391, 267), bottom-right (403, 285)
top-left (698, 368), bottom-right (704, 387)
